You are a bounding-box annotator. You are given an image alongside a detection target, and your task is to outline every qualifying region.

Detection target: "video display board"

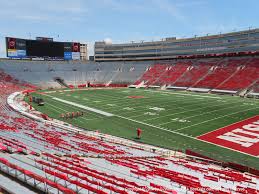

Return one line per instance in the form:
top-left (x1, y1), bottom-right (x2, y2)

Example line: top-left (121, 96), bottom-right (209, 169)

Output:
top-left (6, 37), bottom-right (80, 60)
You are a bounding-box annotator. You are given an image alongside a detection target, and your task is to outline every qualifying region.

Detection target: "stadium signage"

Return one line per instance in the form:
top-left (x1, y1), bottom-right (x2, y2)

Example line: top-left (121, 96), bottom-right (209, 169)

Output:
top-left (198, 116), bottom-right (259, 156)
top-left (5, 37), bottom-right (81, 60)
top-left (217, 121), bottom-right (259, 148)
top-left (72, 52), bottom-right (80, 60)
top-left (7, 49), bottom-right (17, 57)
top-left (196, 46), bottom-right (226, 52)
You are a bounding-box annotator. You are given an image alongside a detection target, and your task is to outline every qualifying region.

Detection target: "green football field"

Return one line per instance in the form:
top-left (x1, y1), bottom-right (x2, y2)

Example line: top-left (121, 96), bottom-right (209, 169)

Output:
top-left (28, 88), bottom-right (259, 169)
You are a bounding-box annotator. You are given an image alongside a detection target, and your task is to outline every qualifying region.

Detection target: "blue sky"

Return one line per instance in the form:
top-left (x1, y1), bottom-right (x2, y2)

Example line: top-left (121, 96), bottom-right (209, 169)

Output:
top-left (0, 0), bottom-right (259, 57)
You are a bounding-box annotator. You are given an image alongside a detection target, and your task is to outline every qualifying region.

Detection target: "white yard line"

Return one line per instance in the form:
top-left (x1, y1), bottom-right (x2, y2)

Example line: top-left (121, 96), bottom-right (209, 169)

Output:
top-left (37, 89), bottom-right (259, 158)
top-left (142, 100), bottom-right (241, 121)
top-left (46, 102), bottom-right (98, 121)
top-left (115, 114), bottom-right (193, 138)
top-left (157, 103), bottom-right (252, 127)
top-left (92, 89), bottom-right (223, 113)
top-left (54, 89), bottom-right (210, 114)
top-left (197, 138), bottom-right (259, 158)
top-left (52, 97), bottom-right (114, 117)
top-left (110, 95), bottom-right (209, 115)
top-left (196, 115), bottom-right (259, 138)
top-left (51, 90), bottom-right (259, 119)
top-left (116, 108), bottom-right (259, 158)
top-left (173, 107), bottom-right (259, 131)
top-left (45, 96), bottom-right (104, 118)
top-left (53, 90), bottom-right (232, 119)
top-left (142, 89), bottom-right (222, 99)
top-left (45, 94), bottom-right (194, 139)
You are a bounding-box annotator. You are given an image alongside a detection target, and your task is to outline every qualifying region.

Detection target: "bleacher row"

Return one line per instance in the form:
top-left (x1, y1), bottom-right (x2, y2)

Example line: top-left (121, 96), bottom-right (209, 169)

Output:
top-left (0, 57), bottom-right (258, 93)
top-left (0, 60), bottom-right (151, 88)
top-left (134, 57), bottom-right (259, 93)
top-left (0, 69), bottom-right (258, 193)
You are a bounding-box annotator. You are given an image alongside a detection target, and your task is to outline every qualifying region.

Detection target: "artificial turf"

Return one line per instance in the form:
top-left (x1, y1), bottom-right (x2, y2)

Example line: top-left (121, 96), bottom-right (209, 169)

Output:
top-left (27, 88), bottom-right (259, 169)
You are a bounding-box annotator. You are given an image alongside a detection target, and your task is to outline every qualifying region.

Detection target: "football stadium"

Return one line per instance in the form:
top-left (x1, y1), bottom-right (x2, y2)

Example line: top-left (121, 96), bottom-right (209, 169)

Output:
top-left (0, 1), bottom-right (259, 194)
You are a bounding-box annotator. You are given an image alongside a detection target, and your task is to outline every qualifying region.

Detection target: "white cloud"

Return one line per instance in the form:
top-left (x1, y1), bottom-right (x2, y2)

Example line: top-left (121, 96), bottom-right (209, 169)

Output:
top-left (44, 0), bottom-right (87, 14)
top-left (100, 0), bottom-right (149, 12)
top-left (16, 15), bottom-right (50, 22)
top-left (151, 0), bottom-right (186, 21)
top-left (173, 1), bottom-right (207, 8)
top-left (0, 0), bottom-right (87, 24)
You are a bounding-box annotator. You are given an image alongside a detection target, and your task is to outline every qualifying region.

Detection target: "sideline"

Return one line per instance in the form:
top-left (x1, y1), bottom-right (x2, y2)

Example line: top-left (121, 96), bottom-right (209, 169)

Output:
top-left (52, 97), bottom-right (114, 117)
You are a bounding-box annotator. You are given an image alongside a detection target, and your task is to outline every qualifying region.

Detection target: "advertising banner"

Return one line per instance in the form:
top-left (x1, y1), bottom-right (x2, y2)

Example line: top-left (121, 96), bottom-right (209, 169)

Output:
top-left (64, 42), bottom-right (72, 52)
top-left (16, 39), bottom-right (26, 50)
top-left (72, 43), bottom-right (80, 52)
top-left (17, 50), bottom-right (27, 57)
top-left (72, 52), bottom-right (80, 60)
top-left (64, 52), bottom-right (72, 60)
top-left (7, 38), bottom-right (16, 49)
top-left (7, 49), bottom-right (26, 58)
top-left (36, 37), bottom-right (53, 42)
top-left (7, 49), bottom-right (18, 57)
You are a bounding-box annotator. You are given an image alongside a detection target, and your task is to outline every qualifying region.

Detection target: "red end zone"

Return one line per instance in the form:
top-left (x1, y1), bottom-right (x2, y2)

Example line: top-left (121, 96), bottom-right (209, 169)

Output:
top-left (197, 116), bottom-right (259, 157)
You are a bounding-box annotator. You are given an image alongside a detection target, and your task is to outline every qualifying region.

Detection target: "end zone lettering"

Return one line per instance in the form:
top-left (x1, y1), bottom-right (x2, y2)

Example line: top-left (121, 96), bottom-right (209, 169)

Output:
top-left (197, 116), bottom-right (259, 156)
top-left (217, 120), bottom-right (259, 147)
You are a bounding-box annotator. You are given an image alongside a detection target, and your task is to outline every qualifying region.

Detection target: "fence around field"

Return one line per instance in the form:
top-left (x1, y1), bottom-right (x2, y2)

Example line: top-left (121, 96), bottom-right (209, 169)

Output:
top-left (185, 148), bottom-right (259, 175)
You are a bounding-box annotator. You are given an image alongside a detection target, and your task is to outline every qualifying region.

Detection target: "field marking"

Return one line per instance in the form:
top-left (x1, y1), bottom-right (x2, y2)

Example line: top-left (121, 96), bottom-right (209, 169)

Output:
top-left (114, 114), bottom-right (193, 139)
top-left (41, 95), bottom-right (105, 118)
top-left (197, 136), bottom-right (259, 158)
top-left (173, 107), bottom-right (259, 132)
top-left (142, 89), bottom-right (222, 99)
top-left (144, 112), bottom-right (158, 116)
top-left (47, 92), bottom-right (259, 133)
top-left (120, 96), bottom-right (226, 116)
top-left (46, 102), bottom-right (98, 121)
top-left (71, 89), bottom-right (227, 115)
top-left (196, 115), bottom-right (259, 138)
top-left (116, 97), bottom-right (206, 115)
top-left (123, 107), bottom-right (135, 111)
top-left (197, 115), bottom-right (259, 157)
top-left (44, 90), bottom-right (257, 130)
top-left (115, 111), bottom-right (259, 158)
top-left (62, 89), bottom-right (204, 109)
top-left (142, 100), bottom-right (242, 121)
top-left (54, 90), bottom-right (151, 109)
top-left (52, 97), bottom-right (114, 117)
top-left (55, 89), bottom-right (210, 115)
top-left (44, 93), bottom-right (196, 139)
top-left (35, 89), bottom-right (259, 158)
top-left (44, 94), bottom-right (123, 116)
top-left (114, 97), bottom-right (206, 115)
top-left (85, 89), bottom-right (225, 114)
top-left (157, 103), bottom-right (254, 127)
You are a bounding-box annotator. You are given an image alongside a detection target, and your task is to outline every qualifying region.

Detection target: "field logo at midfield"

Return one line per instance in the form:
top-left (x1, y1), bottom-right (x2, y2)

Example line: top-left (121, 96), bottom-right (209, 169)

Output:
top-left (128, 96), bottom-right (145, 99)
top-left (198, 116), bottom-right (259, 156)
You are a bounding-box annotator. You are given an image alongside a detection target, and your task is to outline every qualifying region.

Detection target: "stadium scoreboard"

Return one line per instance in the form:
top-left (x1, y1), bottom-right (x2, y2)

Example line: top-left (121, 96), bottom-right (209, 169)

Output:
top-left (6, 37), bottom-right (81, 60)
